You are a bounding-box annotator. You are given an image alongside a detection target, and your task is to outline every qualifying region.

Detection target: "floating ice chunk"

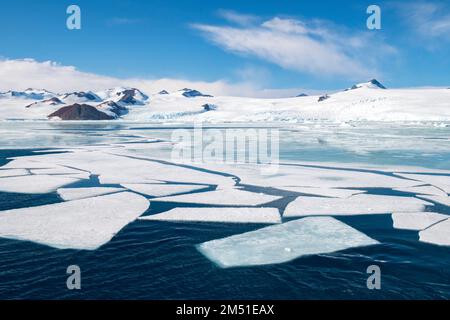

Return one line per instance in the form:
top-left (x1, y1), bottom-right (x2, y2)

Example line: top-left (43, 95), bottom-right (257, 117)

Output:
top-left (121, 183), bottom-right (208, 197)
top-left (152, 189), bottom-right (281, 206)
top-left (394, 173), bottom-right (450, 194)
top-left (284, 194), bottom-right (432, 217)
top-left (0, 192), bottom-right (149, 250)
top-left (274, 186), bottom-right (365, 198)
top-left (140, 207), bottom-right (281, 224)
top-left (419, 218), bottom-right (450, 246)
top-left (419, 195), bottom-right (450, 207)
top-left (393, 185), bottom-right (448, 197)
top-left (0, 175), bottom-right (80, 194)
top-left (197, 216), bottom-right (379, 268)
top-left (392, 212), bottom-right (448, 230)
top-left (0, 169), bottom-right (29, 178)
top-left (57, 187), bottom-right (125, 201)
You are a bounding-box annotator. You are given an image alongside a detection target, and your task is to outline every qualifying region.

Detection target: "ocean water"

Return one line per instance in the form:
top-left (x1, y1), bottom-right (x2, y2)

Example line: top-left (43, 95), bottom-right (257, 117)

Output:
top-left (0, 122), bottom-right (449, 299)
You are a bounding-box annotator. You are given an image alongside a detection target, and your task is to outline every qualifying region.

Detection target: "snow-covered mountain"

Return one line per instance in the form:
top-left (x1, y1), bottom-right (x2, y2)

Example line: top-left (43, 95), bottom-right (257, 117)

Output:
top-left (0, 88), bottom-right (55, 100)
top-left (347, 79), bottom-right (387, 90)
top-left (1, 80), bottom-right (450, 122)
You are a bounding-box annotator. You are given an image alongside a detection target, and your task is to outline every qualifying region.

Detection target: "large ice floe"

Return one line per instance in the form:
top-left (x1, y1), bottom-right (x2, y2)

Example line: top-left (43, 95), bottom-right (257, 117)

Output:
top-left (419, 219), bottom-right (450, 246)
top-left (394, 173), bottom-right (450, 194)
top-left (197, 216), bottom-right (379, 268)
top-left (0, 169), bottom-right (29, 178)
top-left (57, 187), bottom-right (125, 201)
top-left (391, 212), bottom-right (448, 231)
top-left (121, 183), bottom-right (209, 197)
top-left (0, 175), bottom-right (81, 194)
top-left (140, 207), bottom-right (281, 224)
top-left (284, 194), bottom-right (431, 217)
top-left (151, 189), bottom-right (281, 206)
top-left (0, 192), bottom-right (149, 250)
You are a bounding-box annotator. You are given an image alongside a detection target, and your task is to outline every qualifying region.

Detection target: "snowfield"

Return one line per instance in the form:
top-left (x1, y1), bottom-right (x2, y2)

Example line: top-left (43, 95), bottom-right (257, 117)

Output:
top-left (1, 81), bottom-right (450, 122)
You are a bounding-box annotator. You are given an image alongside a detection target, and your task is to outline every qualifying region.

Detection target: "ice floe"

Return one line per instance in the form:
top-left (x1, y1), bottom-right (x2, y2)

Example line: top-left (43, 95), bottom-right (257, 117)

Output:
top-left (394, 173), bottom-right (450, 194)
top-left (0, 192), bottom-right (149, 250)
top-left (197, 216), bottom-right (379, 268)
top-left (202, 162), bottom-right (421, 189)
top-left (419, 218), bottom-right (450, 246)
top-left (121, 183), bottom-right (209, 197)
top-left (11, 151), bottom-right (236, 189)
top-left (393, 185), bottom-right (448, 197)
top-left (0, 169), bottom-right (29, 178)
top-left (57, 187), bottom-right (124, 201)
top-left (151, 189), bottom-right (281, 206)
top-left (274, 186), bottom-right (365, 198)
top-left (284, 194), bottom-right (432, 217)
top-left (391, 212), bottom-right (448, 230)
top-left (419, 195), bottom-right (450, 207)
top-left (140, 207), bottom-right (281, 224)
top-left (0, 175), bottom-right (80, 194)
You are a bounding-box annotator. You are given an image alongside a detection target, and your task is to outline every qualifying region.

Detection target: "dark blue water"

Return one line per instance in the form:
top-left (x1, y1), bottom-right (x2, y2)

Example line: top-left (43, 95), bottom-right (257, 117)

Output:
top-left (0, 149), bottom-right (449, 300)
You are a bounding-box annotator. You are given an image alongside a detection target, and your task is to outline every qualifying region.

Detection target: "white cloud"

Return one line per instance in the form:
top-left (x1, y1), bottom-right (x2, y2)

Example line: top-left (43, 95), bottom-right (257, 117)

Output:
top-left (217, 10), bottom-right (259, 26)
top-left (193, 15), bottom-right (396, 79)
top-left (395, 1), bottom-right (450, 41)
top-left (0, 58), bottom-right (318, 98)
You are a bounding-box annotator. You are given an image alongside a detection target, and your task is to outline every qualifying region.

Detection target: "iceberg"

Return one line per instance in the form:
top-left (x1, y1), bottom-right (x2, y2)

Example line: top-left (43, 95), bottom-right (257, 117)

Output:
top-left (284, 194), bottom-right (432, 217)
top-left (151, 189), bottom-right (281, 206)
top-left (197, 216), bottom-right (379, 268)
top-left (57, 187), bottom-right (124, 201)
top-left (419, 219), bottom-right (450, 246)
top-left (0, 175), bottom-right (80, 194)
top-left (0, 192), bottom-right (149, 250)
top-left (392, 212), bottom-right (448, 231)
top-left (140, 207), bottom-right (281, 224)
top-left (121, 183), bottom-right (208, 197)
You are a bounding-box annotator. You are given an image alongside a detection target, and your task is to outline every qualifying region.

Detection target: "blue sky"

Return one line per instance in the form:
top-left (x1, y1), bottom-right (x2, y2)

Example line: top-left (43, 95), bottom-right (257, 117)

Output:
top-left (0, 0), bottom-right (449, 95)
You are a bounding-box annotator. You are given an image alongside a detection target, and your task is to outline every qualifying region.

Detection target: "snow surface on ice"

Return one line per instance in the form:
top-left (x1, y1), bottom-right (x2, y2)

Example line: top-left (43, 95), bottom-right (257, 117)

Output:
top-left (419, 218), bottom-right (450, 246)
top-left (197, 216), bottom-right (379, 268)
top-left (391, 212), bottom-right (448, 231)
top-left (0, 175), bottom-right (80, 194)
top-left (151, 189), bottom-right (281, 206)
top-left (57, 187), bottom-right (125, 201)
top-left (0, 192), bottom-right (149, 250)
top-left (121, 183), bottom-right (209, 197)
top-left (140, 207), bottom-right (281, 224)
top-left (0, 169), bottom-right (29, 178)
top-left (284, 194), bottom-right (431, 217)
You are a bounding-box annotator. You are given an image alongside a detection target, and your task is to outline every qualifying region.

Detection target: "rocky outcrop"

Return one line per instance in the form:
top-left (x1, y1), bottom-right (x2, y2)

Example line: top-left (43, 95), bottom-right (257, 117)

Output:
top-left (48, 104), bottom-right (114, 120)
